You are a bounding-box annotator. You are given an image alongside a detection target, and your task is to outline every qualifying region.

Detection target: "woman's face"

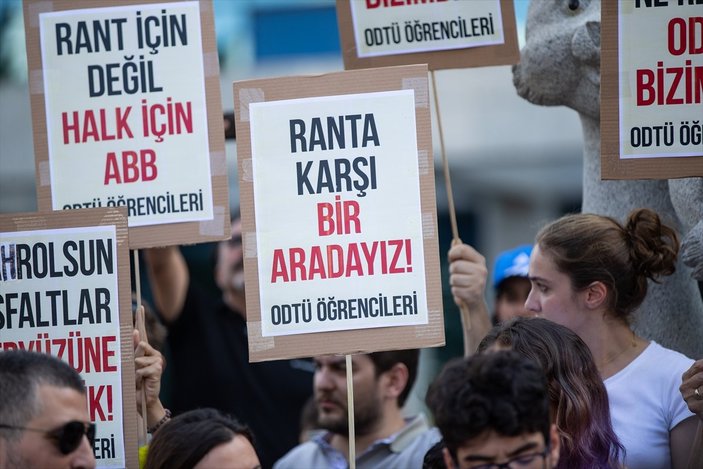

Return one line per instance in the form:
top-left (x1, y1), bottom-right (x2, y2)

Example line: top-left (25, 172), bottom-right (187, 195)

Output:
top-left (525, 245), bottom-right (589, 334)
top-left (193, 435), bottom-right (261, 469)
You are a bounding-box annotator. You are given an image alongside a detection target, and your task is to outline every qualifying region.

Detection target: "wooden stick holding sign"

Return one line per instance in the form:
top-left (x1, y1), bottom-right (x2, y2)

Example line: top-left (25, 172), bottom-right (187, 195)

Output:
top-left (430, 71), bottom-right (474, 357)
top-left (132, 250), bottom-right (149, 448)
top-left (346, 354), bottom-right (356, 469)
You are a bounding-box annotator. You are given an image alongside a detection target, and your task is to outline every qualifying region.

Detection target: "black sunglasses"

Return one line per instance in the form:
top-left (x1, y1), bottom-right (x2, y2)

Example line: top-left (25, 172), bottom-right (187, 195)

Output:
top-left (0, 421), bottom-right (96, 455)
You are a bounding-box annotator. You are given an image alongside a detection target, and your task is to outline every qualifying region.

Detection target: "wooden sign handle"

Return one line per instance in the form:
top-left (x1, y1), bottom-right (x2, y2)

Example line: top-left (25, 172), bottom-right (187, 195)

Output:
top-left (346, 354), bottom-right (356, 469)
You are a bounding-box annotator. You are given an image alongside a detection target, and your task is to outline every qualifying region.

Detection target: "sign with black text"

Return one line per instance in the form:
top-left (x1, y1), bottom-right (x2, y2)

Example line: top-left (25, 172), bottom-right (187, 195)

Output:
top-left (337, 0), bottom-right (519, 70)
top-left (601, 0), bottom-right (703, 178)
top-left (23, 0), bottom-right (230, 247)
top-left (0, 208), bottom-right (136, 468)
top-left (234, 65), bottom-right (445, 361)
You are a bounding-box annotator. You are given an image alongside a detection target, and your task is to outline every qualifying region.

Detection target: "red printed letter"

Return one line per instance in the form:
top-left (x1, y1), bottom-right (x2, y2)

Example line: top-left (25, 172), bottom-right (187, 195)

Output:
top-left (271, 249), bottom-right (289, 283)
top-left (62, 111), bottom-right (79, 144)
top-left (121, 151), bottom-right (139, 183)
top-left (317, 202), bottom-right (334, 236)
top-left (140, 149), bottom-right (158, 181)
top-left (636, 69), bottom-right (656, 105)
top-left (104, 152), bottom-right (122, 184)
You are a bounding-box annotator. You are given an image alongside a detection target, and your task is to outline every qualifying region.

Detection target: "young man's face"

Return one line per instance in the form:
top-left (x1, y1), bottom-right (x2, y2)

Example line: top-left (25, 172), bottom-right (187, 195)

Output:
top-left (444, 426), bottom-right (559, 469)
top-left (313, 354), bottom-right (383, 436)
top-left (494, 277), bottom-right (532, 323)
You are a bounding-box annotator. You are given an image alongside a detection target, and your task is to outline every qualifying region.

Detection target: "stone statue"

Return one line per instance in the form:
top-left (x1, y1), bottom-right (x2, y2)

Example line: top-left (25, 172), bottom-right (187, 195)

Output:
top-left (512, 0), bottom-right (703, 358)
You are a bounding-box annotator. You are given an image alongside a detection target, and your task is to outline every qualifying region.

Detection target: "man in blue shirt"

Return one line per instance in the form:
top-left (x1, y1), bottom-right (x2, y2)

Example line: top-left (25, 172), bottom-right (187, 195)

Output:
top-left (275, 349), bottom-right (440, 469)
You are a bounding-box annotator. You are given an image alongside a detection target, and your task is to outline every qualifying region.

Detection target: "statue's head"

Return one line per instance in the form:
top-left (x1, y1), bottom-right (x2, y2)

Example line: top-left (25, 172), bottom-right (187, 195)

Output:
top-left (512, 0), bottom-right (601, 120)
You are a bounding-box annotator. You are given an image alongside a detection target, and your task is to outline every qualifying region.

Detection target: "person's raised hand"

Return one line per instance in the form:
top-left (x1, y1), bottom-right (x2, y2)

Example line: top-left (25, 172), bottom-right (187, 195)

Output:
top-left (680, 359), bottom-right (703, 420)
top-left (134, 329), bottom-right (167, 427)
top-left (448, 242), bottom-right (488, 310)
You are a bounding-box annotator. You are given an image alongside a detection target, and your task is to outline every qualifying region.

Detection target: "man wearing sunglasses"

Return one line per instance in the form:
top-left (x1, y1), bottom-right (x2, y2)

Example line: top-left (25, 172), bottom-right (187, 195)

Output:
top-left (0, 350), bottom-right (96, 469)
top-left (426, 350), bottom-right (560, 469)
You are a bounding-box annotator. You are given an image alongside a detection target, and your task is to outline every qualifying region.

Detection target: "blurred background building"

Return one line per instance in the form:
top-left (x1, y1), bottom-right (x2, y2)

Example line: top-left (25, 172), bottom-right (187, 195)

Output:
top-left (0, 0), bottom-right (584, 410)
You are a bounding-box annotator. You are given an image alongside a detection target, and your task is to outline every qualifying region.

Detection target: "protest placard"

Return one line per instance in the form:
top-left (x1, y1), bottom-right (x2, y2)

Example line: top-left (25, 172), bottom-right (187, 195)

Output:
top-left (336, 0), bottom-right (518, 70)
top-left (234, 64), bottom-right (444, 362)
top-left (601, 0), bottom-right (703, 178)
top-left (23, 0), bottom-right (230, 247)
top-left (0, 207), bottom-right (137, 468)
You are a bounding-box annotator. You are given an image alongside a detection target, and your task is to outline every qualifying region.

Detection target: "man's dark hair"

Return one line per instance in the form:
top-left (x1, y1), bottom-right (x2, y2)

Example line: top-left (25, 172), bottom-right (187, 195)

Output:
top-left (423, 441), bottom-right (447, 469)
top-left (368, 349), bottom-right (419, 407)
top-left (426, 350), bottom-right (550, 459)
top-left (0, 350), bottom-right (85, 441)
top-left (145, 408), bottom-right (256, 469)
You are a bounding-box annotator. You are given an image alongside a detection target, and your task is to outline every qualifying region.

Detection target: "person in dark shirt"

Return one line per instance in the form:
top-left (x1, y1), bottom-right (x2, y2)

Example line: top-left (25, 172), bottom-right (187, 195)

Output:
top-left (144, 217), bottom-right (314, 469)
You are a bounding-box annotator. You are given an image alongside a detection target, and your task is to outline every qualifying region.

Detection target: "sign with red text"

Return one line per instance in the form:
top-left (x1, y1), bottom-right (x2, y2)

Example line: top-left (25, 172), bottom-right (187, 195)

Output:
top-left (235, 65), bottom-right (444, 361)
top-left (337, 0), bottom-right (518, 70)
top-left (0, 208), bottom-right (137, 469)
top-left (23, 0), bottom-right (230, 248)
top-left (601, 0), bottom-right (703, 178)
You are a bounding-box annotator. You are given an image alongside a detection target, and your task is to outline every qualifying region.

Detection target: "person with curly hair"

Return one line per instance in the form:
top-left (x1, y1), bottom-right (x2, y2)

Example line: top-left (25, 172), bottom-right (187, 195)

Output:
top-left (426, 350), bottom-right (560, 469)
top-left (478, 317), bottom-right (623, 468)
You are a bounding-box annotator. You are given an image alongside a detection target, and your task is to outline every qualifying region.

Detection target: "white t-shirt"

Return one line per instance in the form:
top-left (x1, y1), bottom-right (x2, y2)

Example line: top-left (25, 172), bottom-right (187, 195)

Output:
top-left (605, 341), bottom-right (694, 469)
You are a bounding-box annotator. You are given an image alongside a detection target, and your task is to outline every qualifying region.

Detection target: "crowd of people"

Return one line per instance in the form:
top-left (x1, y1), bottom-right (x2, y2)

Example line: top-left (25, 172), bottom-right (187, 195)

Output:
top-left (1, 207), bottom-right (702, 469)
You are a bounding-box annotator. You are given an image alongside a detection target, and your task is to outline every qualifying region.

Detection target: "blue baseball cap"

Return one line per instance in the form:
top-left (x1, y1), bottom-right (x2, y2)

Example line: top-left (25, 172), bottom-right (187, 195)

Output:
top-left (493, 244), bottom-right (533, 289)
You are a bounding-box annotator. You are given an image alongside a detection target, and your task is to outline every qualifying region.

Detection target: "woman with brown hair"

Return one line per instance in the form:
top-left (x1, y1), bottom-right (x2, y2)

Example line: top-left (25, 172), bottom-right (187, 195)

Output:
top-left (526, 208), bottom-right (696, 469)
top-left (145, 408), bottom-right (260, 469)
top-left (477, 317), bottom-right (623, 469)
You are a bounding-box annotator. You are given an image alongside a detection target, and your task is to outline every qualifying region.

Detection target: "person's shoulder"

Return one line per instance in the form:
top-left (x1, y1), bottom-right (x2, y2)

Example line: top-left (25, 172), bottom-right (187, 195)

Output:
top-left (646, 341), bottom-right (695, 368)
top-left (627, 342), bottom-right (695, 388)
top-left (405, 426), bottom-right (441, 458)
top-left (413, 426), bottom-right (442, 449)
top-left (383, 425), bottom-right (442, 469)
top-left (607, 342), bottom-right (685, 390)
top-left (273, 440), bottom-right (322, 469)
top-left (393, 417), bottom-right (441, 455)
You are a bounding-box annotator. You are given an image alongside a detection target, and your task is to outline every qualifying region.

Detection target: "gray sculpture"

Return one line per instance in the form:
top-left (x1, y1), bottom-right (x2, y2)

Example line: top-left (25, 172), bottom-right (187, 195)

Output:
top-left (512, 0), bottom-right (703, 359)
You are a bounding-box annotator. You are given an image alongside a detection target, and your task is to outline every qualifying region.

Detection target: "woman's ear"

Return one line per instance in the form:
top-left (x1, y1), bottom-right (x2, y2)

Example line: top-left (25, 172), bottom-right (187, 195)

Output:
top-left (583, 281), bottom-right (608, 310)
